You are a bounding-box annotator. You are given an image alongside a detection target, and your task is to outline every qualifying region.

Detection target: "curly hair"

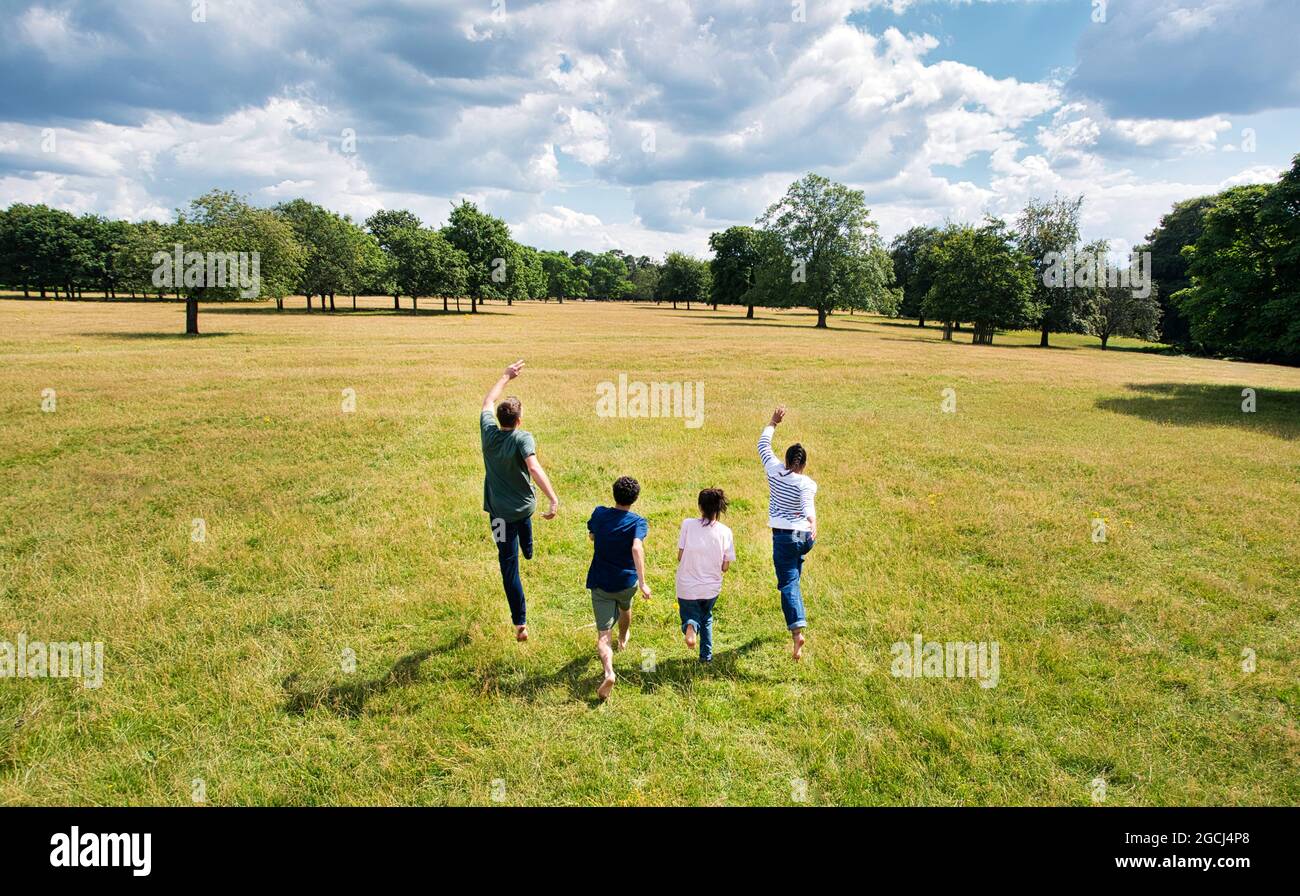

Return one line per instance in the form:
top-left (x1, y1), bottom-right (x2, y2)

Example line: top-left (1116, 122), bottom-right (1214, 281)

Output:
top-left (612, 476), bottom-right (641, 506)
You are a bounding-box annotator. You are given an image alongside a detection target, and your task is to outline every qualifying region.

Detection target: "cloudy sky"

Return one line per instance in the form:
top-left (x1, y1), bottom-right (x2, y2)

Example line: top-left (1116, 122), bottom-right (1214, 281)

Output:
top-left (1, 0), bottom-right (1296, 257)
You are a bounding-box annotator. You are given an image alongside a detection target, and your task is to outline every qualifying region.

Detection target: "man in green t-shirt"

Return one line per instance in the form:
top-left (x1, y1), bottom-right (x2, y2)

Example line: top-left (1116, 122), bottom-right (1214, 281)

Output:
top-left (481, 360), bottom-right (560, 642)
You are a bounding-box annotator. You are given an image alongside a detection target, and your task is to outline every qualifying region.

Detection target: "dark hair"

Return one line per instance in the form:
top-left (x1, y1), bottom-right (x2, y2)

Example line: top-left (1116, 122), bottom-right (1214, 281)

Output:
top-left (612, 476), bottom-right (640, 506)
top-left (496, 397), bottom-right (522, 428)
top-left (785, 443), bottom-right (807, 470)
top-left (698, 488), bottom-right (727, 524)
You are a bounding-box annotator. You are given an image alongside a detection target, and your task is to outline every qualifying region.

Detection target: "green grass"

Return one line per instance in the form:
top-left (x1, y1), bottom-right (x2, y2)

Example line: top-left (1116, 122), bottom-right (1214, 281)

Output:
top-left (1, 297), bottom-right (1297, 806)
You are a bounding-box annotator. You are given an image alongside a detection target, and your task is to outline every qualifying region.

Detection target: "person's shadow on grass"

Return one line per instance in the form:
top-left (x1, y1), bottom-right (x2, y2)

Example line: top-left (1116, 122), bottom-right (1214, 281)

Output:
top-left (468, 636), bottom-right (776, 707)
top-left (282, 632), bottom-right (471, 718)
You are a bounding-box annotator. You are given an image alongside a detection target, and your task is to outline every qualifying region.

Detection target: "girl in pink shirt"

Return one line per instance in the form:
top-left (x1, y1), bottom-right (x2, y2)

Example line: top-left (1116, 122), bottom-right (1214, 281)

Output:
top-left (676, 489), bottom-right (736, 662)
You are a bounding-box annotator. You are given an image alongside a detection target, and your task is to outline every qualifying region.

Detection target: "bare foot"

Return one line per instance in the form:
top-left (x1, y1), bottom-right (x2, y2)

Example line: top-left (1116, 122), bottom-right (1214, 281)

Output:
top-left (516, 625), bottom-right (528, 643)
top-left (684, 626), bottom-right (697, 649)
top-left (617, 633), bottom-right (630, 651)
top-left (792, 630), bottom-right (805, 661)
top-left (597, 673), bottom-right (616, 701)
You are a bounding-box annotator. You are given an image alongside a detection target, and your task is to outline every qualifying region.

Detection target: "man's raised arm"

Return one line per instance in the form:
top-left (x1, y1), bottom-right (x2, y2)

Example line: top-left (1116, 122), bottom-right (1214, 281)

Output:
top-left (483, 359), bottom-right (525, 413)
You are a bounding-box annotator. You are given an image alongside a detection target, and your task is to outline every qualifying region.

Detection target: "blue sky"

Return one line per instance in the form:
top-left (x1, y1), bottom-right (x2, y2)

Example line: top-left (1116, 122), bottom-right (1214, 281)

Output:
top-left (0, 0), bottom-right (1296, 257)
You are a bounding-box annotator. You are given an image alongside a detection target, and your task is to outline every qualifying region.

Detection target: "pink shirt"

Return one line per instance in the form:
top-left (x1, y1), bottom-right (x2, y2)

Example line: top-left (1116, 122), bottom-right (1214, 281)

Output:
top-left (675, 518), bottom-right (736, 601)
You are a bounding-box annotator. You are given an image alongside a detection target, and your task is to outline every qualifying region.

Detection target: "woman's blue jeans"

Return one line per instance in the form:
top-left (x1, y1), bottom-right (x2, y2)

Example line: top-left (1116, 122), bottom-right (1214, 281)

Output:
top-left (772, 529), bottom-right (815, 630)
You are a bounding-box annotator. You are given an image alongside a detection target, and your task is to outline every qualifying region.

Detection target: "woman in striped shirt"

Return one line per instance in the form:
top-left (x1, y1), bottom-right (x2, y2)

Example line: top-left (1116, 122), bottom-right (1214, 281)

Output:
top-left (758, 406), bottom-right (818, 660)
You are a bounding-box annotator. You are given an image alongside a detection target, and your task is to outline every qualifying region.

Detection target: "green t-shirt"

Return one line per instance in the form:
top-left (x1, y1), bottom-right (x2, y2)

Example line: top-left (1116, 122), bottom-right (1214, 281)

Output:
top-left (480, 410), bottom-right (537, 522)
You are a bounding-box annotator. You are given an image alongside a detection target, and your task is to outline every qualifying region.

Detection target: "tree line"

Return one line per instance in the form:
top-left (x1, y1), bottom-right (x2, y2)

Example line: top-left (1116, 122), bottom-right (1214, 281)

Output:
top-left (1, 159), bottom-right (1297, 363)
top-left (882, 154), bottom-right (1300, 362)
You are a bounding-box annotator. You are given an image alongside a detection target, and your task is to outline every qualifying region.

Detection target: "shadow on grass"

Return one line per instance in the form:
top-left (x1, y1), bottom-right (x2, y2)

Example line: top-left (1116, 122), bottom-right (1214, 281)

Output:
top-left (1095, 382), bottom-right (1300, 440)
top-left (77, 331), bottom-right (235, 340)
top-left (467, 636), bottom-right (776, 707)
top-left (203, 305), bottom-right (508, 317)
top-left (282, 632), bottom-right (472, 718)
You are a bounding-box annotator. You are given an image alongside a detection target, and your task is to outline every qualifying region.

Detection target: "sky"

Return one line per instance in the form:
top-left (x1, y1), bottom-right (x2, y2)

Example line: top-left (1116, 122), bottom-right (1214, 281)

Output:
top-left (0, 0), bottom-right (1296, 258)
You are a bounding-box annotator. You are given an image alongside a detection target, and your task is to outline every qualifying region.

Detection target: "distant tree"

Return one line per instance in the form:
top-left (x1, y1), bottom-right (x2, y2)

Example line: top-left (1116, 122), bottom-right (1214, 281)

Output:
top-left (365, 209), bottom-right (422, 252)
top-left (345, 227), bottom-right (389, 309)
top-left (387, 227), bottom-right (469, 312)
top-left (171, 190), bottom-right (303, 334)
top-left (506, 244), bottom-right (547, 303)
top-left (756, 174), bottom-right (893, 327)
top-left (113, 220), bottom-right (173, 299)
top-left (74, 214), bottom-right (130, 299)
top-left (1141, 195), bottom-right (1216, 345)
top-left (1016, 194), bottom-right (1084, 346)
top-left (889, 225), bottom-right (944, 326)
top-left (1073, 239), bottom-right (1161, 349)
top-left (630, 261), bottom-right (660, 302)
top-left (441, 201), bottom-right (515, 312)
top-left (0, 204), bottom-right (89, 299)
top-left (366, 209), bottom-right (422, 310)
top-left (589, 251), bottom-right (634, 300)
top-left (709, 225), bottom-right (761, 316)
top-left (924, 219), bottom-right (1034, 344)
top-left (276, 199), bottom-right (355, 311)
top-left (656, 252), bottom-right (711, 310)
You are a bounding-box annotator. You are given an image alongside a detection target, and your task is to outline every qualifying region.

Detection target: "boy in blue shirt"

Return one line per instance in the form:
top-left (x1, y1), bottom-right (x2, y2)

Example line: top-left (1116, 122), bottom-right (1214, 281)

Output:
top-left (586, 476), bottom-right (651, 701)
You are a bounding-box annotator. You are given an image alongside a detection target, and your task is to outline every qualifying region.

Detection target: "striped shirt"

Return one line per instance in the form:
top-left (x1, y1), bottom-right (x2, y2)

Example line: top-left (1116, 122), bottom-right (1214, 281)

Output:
top-left (758, 425), bottom-right (817, 531)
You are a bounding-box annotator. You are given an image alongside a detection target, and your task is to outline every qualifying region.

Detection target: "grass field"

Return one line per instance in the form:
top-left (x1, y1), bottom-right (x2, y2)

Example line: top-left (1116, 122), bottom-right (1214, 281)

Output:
top-left (1, 296), bottom-right (1297, 806)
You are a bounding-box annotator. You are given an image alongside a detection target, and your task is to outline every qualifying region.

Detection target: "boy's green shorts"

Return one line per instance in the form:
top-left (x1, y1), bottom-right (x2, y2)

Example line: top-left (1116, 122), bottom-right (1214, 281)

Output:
top-left (590, 586), bottom-right (637, 632)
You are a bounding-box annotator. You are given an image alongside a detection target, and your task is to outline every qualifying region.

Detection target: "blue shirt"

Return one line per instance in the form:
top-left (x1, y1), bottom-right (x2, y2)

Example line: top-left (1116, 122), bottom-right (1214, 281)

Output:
top-left (586, 506), bottom-right (648, 592)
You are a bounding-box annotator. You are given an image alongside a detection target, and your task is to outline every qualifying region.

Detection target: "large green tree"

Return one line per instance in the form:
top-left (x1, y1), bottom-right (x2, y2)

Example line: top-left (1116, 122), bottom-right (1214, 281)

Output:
top-left (923, 219), bottom-right (1034, 344)
top-left (756, 174), bottom-right (893, 327)
top-left (441, 201), bottom-right (514, 312)
top-left (1175, 157), bottom-right (1300, 363)
top-left (1141, 195), bottom-right (1217, 345)
top-left (708, 225), bottom-right (761, 317)
top-left (171, 190), bottom-right (303, 334)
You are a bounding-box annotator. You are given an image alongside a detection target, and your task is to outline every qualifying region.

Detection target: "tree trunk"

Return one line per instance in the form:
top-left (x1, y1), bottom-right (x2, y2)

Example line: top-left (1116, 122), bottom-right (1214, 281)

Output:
top-left (456, 296), bottom-right (461, 312)
top-left (393, 293), bottom-right (400, 311)
top-left (185, 294), bottom-right (199, 335)
top-left (276, 296), bottom-right (284, 311)
top-left (918, 316), bottom-right (926, 327)
top-left (672, 300), bottom-right (677, 310)
top-left (329, 292), bottom-right (336, 311)
top-left (746, 304), bottom-right (754, 319)
top-left (1040, 325), bottom-right (1050, 347)
top-left (306, 294), bottom-right (313, 311)
top-left (471, 295), bottom-right (478, 313)
top-left (942, 321), bottom-right (954, 341)
top-left (413, 296), bottom-right (418, 312)
top-left (1100, 333), bottom-right (1109, 349)
top-left (816, 307), bottom-right (828, 328)
top-left (352, 294), bottom-right (356, 310)
top-left (443, 296), bottom-right (448, 312)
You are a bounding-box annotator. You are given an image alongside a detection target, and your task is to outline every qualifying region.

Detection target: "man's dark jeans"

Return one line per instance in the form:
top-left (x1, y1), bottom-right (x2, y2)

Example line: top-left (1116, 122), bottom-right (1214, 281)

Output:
top-left (493, 515), bottom-right (534, 625)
